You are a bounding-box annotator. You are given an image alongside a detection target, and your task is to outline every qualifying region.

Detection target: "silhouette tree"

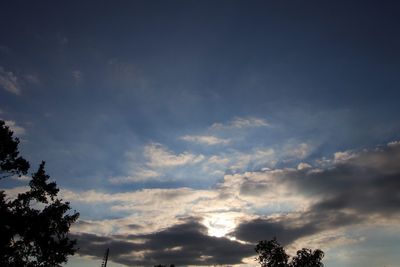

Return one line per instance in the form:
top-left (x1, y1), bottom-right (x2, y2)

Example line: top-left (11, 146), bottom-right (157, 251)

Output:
top-left (0, 120), bottom-right (79, 267)
top-left (255, 238), bottom-right (289, 267)
top-left (255, 238), bottom-right (324, 267)
top-left (0, 120), bottom-right (29, 179)
top-left (291, 248), bottom-right (324, 267)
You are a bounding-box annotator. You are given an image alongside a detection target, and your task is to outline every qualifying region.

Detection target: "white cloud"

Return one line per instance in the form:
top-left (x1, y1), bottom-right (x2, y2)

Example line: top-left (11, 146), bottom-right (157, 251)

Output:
top-left (334, 151), bottom-right (356, 163)
top-left (62, 187), bottom-right (222, 235)
top-left (144, 143), bottom-right (204, 168)
top-left (0, 66), bottom-right (20, 95)
top-left (205, 148), bottom-right (276, 173)
top-left (108, 143), bottom-right (208, 183)
top-left (109, 139), bottom-right (315, 185)
top-left (109, 169), bottom-right (160, 184)
top-left (297, 162), bottom-right (312, 170)
top-left (180, 135), bottom-right (230, 145)
top-left (4, 120), bottom-right (26, 136)
top-left (211, 116), bottom-right (269, 130)
top-left (207, 155), bottom-right (230, 165)
top-left (12, 175), bottom-right (31, 182)
top-left (64, 167), bottom-right (312, 238)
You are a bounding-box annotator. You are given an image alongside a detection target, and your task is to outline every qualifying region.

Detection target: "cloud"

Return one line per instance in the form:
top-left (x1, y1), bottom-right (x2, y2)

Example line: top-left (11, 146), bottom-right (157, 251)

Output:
top-left (108, 143), bottom-right (210, 183)
top-left (61, 187), bottom-right (221, 235)
top-left (211, 117), bottom-right (269, 130)
top-left (109, 169), bottom-right (160, 184)
top-left (387, 140), bottom-right (400, 147)
top-left (282, 142), bottom-right (311, 160)
top-left (109, 140), bottom-right (312, 184)
top-left (181, 135), bottom-right (230, 145)
top-left (73, 218), bottom-right (254, 266)
top-left (297, 162), bottom-right (312, 170)
top-left (287, 142), bottom-right (400, 217)
top-left (202, 148), bottom-right (276, 174)
top-left (144, 143), bottom-right (204, 168)
top-left (12, 175), bottom-right (30, 182)
top-left (230, 141), bottom-right (400, 246)
top-left (49, 140), bottom-right (400, 265)
top-left (0, 66), bottom-right (20, 95)
top-left (232, 211), bottom-right (363, 246)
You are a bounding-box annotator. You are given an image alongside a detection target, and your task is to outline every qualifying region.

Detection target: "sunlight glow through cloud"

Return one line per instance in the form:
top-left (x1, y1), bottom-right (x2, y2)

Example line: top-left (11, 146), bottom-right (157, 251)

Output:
top-left (1, 1), bottom-right (400, 266)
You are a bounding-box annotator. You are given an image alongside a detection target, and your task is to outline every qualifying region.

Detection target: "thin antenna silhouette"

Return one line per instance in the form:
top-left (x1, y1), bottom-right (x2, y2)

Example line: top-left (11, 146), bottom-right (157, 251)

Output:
top-left (101, 248), bottom-right (109, 267)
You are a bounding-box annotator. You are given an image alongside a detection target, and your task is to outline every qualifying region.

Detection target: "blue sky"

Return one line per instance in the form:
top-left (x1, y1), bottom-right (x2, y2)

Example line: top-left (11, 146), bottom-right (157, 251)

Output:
top-left (1, 1), bottom-right (400, 266)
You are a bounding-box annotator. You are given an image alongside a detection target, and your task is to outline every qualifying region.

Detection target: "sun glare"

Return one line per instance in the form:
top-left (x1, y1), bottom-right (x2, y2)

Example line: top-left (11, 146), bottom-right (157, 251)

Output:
top-left (204, 215), bottom-right (236, 238)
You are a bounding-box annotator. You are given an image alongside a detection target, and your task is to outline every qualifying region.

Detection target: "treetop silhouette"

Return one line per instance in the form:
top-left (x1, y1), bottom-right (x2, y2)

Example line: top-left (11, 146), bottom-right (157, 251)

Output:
top-left (0, 120), bottom-right (29, 179)
top-left (0, 119), bottom-right (79, 267)
top-left (255, 238), bottom-right (324, 267)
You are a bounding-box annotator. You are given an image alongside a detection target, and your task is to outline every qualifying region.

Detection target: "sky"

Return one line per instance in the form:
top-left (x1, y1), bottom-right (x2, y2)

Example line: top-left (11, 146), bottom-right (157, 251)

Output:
top-left (1, 1), bottom-right (400, 266)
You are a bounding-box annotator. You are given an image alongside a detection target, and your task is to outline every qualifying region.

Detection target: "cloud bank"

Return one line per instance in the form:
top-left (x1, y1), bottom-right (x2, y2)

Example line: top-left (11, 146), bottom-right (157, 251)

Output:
top-left (63, 141), bottom-right (400, 265)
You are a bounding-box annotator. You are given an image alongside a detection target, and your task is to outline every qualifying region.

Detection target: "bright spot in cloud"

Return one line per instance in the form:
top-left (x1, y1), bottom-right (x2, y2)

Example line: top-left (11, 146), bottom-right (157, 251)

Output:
top-left (203, 214), bottom-right (237, 238)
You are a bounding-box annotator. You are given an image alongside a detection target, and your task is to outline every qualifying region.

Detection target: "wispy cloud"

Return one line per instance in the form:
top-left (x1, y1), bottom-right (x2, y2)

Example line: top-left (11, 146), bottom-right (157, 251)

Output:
top-left (144, 143), bottom-right (204, 168)
top-left (0, 66), bottom-right (20, 95)
top-left (108, 143), bottom-right (207, 183)
top-left (282, 142), bottom-right (312, 160)
top-left (12, 175), bottom-right (30, 182)
top-left (108, 139), bottom-right (314, 184)
top-left (109, 169), bottom-right (160, 184)
top-left (211, 117), bottom-right (269, 130)
top-left (180, 135), bottom-right (230, 145)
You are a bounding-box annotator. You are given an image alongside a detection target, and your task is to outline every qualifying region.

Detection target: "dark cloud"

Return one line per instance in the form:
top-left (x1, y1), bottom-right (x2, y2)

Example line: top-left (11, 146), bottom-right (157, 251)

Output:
top-left (72, 143), bottom-right (400, 265)
top-left (290, 144), bottom-right (400, 216)
top-left (73, 232), bottom-right (139, 260)
top-left (73, 218), bottom-right (254, 266)
top-left (232, 217), bottom-right (318, 245)
top-left (232, 211), bottom-right (363, 245)
top-left (234, 143), bottom-right (400, 244)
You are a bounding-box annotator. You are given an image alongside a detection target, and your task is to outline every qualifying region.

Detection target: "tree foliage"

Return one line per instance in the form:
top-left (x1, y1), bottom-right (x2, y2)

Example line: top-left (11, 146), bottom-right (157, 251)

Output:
top-left (255, 238), bottom-right (289, 267)
top-left (0, 120), bottom-right (79, 267)
top-left (0, 120), bottom-right (29, 179)
top-left (255, 238), bottom-right (324, 267)
top-left (291, 248), bottom-right (324, 267)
